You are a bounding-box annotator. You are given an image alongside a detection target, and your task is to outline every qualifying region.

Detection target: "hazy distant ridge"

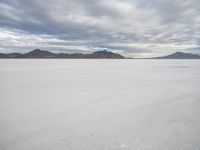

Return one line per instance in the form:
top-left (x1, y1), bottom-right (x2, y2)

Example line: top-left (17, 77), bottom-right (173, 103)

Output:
top-left (154, 52), bottom-right (200, 59)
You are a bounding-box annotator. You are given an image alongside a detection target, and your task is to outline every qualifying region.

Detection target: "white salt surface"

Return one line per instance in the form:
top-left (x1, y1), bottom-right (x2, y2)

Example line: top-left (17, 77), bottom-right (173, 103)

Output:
top-left (0, 59), bottom-right (200, 150)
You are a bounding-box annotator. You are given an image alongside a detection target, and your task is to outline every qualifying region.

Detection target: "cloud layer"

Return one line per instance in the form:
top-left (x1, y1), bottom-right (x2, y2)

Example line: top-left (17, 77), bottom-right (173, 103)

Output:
top-left (0, 0), bottom-right (199, 57)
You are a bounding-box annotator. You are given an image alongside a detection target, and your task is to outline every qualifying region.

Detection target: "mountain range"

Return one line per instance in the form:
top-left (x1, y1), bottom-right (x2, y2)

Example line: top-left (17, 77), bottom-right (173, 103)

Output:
top-left (0, 49), bottom-right (199, 59)
top-left (0, 49), bottom-right (125, 59)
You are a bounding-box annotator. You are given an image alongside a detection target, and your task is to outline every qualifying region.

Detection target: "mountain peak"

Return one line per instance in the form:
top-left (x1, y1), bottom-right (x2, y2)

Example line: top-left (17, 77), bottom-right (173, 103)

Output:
top-left (156, 51), bottom-right (200, 59)
top-left (91, 50), bottom-right (125, 58)
top-left (27, 49), bottom-right (52, 54)
top-left (24, 49), bottom-right (55, 58)
top-left (174, 51), bottom-right (183, 54)
top-left (32, 49), bottom-right (41, 51)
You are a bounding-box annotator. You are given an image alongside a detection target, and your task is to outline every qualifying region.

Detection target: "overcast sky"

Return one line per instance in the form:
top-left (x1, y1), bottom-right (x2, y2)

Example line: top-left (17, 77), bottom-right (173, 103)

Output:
top-left (0, 0), bottom-right (199, 57)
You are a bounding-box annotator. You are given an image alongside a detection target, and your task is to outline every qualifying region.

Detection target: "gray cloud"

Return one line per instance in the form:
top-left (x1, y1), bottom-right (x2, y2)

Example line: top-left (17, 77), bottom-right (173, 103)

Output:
top-left (0, 0), bottom-right (199, 57)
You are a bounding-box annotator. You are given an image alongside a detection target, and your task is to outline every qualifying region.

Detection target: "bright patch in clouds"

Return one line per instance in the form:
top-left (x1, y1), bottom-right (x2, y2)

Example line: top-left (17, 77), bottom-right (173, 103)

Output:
top-left (0, 0), bottom-right (199, 57)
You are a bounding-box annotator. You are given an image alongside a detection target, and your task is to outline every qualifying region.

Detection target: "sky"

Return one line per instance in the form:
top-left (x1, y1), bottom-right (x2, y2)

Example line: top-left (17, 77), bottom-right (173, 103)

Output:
top-left (0, 0), bottom-right (199, 58)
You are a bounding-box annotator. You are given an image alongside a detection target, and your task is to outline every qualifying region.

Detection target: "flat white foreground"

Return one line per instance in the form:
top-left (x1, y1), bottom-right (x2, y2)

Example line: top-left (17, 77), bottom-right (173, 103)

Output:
top-left (0, 59), bottom-right (200, 150)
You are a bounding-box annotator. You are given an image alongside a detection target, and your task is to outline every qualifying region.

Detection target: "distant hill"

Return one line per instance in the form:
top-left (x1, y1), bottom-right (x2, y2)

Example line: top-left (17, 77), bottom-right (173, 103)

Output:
top-left (155, 52), bottom-right (200, 59)
top-left (88, 50), bottom-right (124, 58)
top-left (0, 49), bottom-right (125, 59)
top-left (24, 49), bottom-right (56, 58)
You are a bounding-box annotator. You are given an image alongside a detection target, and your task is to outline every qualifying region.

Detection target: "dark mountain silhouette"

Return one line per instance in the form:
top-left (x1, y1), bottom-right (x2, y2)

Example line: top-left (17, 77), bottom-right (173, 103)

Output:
top-left (24, 49), bottom-right (56, 58)
top-left (155, 51), bottom-right (200, 59)
top-left (0, 49), bottom-right (125, 59)
top-left (87, 50), bottom-right (124, 58)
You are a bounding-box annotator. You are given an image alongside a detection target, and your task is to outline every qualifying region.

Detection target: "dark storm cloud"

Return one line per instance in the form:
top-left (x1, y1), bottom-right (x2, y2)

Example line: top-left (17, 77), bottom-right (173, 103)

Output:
top-left (0, 0), bottom-right (199, 57)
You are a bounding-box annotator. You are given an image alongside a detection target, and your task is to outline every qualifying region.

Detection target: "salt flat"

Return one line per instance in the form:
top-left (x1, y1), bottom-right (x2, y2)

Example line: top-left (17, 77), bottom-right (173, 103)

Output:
top-left (0, 59), bottom-right (200, 150)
